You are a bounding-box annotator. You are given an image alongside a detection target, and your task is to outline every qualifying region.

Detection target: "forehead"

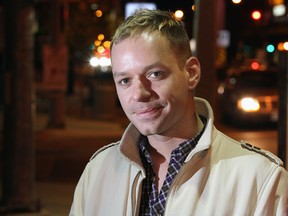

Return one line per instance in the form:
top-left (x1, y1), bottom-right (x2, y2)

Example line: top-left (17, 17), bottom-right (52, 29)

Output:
top-left (113, 32), bottom-right (168, 50)
top-left (111, 33), bottom-right (171, 62)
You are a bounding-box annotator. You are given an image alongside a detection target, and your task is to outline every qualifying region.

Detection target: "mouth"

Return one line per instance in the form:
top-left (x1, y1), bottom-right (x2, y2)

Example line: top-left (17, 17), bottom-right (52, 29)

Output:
top-left (134, 106), bottom-right (163, 120)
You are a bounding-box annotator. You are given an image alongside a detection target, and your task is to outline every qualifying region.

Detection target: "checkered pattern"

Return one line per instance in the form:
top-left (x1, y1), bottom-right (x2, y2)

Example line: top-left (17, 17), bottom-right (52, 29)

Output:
top-left (139, 117), bottom-right (206, 215)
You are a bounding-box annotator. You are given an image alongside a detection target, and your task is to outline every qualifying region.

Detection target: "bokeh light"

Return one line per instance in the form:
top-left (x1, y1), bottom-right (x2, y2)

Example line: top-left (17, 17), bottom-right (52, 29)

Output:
top-left (174, 10), bottom-right (184, 19)
top-left (95, 10), bottom-right (103, 17)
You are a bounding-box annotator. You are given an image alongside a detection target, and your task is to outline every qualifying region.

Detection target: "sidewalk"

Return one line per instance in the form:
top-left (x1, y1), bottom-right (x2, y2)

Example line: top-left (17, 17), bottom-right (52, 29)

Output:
top-left (36, 182), bottom-right (76, 216)
top-left (34, 111), bottom-right (128, 215)
top-left (0, 93), bottom-right (129, 215)
top-left (35, 112), bottom-right (127, 182)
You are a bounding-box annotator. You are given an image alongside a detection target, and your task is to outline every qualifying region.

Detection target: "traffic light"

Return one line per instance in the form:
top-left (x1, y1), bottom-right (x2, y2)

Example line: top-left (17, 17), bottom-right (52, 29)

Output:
top-left (251, 10), bottom-right (262, 21)
top-left (266, 44), bottom-right (275, 53)
top-left (250, 61), bottom-right (260, 70)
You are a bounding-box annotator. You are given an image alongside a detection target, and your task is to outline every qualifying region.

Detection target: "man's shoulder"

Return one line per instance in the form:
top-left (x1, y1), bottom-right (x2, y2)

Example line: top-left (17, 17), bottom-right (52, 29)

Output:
top-left (89, 141), bottom-right (120, 161)
top-left (215, 131), bottom-right (283, 167)
top-left (239, 140), bottom-right (283, 166)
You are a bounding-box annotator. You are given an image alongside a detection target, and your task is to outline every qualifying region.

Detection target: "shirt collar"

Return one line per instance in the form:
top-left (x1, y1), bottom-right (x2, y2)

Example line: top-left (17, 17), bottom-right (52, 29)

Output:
top-left (139, 115), bottom-right (207, 165)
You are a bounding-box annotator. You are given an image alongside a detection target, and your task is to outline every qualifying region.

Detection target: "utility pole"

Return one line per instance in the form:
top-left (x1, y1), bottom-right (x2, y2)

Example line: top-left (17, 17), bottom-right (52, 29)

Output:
top-left (193, 0), bottom-right (225, 122)
top-left (278, 51), bottom-right (288, 169)
top-left (38, 0), bottom-right (68, 128)
top-left (2, 0), bottom-right (39, 213)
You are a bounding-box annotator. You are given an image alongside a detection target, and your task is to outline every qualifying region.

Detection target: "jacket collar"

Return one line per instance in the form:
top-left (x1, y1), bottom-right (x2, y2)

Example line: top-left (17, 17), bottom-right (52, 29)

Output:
top-left (185, 97), bottom-right (216, 161)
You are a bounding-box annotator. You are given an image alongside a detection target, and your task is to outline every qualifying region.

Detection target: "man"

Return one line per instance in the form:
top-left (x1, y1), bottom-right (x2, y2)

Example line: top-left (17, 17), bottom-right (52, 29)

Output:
top-left (70, 9), bottom-right (288, 215)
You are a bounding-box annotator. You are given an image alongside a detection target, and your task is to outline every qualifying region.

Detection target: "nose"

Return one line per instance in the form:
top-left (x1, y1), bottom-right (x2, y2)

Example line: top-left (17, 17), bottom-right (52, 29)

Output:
top-left (132, 79), bottom-right (151, 102)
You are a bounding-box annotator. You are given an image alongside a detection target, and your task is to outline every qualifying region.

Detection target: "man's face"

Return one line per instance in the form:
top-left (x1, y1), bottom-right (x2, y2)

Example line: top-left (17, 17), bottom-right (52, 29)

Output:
top-left (111, 32), bottom-right (196, 136)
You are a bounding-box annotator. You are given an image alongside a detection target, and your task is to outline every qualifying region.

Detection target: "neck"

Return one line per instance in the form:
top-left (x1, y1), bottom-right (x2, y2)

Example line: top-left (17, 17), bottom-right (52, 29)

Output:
top-left (146, 113), bottom-right (204, 191)
top-left (147, 113), bottom-right (203, 158)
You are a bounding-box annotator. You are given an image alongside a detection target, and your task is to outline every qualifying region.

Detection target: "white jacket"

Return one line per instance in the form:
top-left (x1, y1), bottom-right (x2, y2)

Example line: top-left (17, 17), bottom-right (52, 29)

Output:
top-left (70, 98), bottom-right (288, 216)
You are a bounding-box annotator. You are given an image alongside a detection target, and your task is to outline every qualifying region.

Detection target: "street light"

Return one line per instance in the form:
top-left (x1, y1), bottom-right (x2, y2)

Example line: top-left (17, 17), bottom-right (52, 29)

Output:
top-left (232, 0), bottom-right (242, 4)
top-left (174, 10), bottom-right (184, 19)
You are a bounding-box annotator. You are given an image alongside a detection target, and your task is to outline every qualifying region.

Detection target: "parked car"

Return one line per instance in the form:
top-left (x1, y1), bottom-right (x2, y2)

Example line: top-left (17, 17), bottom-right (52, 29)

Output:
top-left (217, 69), bottom-right (279, 126)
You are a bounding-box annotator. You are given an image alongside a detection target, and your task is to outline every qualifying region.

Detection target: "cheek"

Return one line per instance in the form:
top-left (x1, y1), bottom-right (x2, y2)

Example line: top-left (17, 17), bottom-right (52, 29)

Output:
top-left (161, 78), bottom-right (188, 98)
top-left (167, 82), bottom-right (190, 107)
top-left (116, 89), bottom-right (130, 108)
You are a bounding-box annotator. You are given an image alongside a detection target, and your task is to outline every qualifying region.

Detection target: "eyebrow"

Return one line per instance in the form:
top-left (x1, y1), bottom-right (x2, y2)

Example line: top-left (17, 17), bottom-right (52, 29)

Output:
top-left (112, 71), bottom-right (127, 78)
top-left (112, 62), bottom-right (168, 78)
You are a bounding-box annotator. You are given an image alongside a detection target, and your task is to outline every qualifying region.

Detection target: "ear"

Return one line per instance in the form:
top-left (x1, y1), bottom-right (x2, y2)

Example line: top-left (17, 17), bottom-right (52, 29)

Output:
top-left (186, 57), bottom-right (201, 90)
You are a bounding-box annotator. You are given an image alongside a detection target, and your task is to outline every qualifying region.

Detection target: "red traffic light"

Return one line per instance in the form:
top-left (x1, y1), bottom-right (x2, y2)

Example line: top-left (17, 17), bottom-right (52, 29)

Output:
top-left (251, 10), bottom-right (262, 20)
top-left (250, 61), bottom-right (260, 70)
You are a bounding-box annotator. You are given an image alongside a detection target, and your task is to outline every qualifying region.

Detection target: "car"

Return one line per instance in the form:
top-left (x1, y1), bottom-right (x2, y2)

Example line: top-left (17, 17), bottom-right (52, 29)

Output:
top-left (217, 69), bottom-right (279, 126)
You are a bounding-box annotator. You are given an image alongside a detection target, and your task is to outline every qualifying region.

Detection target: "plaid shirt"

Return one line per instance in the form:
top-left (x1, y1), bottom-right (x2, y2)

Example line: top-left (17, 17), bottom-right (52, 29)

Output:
top-left (139, 117), bottom-right (205, 215)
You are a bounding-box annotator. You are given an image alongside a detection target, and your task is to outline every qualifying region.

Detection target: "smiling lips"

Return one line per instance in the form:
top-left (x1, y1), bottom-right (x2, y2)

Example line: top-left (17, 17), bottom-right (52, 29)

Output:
top-left (134, 106), bottom-right (163, 119)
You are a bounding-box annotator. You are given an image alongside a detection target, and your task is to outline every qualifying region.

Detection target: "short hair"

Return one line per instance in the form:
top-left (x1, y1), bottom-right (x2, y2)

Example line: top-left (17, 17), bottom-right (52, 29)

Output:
top-left (110, 9), bottom-right (192, 67)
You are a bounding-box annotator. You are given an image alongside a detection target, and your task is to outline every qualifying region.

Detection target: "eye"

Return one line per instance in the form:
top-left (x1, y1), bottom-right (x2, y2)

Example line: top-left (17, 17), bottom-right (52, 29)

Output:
top-left (149, 71), bottom-right (162, 79)
top-left (119, 78), bottom-right (130, 86)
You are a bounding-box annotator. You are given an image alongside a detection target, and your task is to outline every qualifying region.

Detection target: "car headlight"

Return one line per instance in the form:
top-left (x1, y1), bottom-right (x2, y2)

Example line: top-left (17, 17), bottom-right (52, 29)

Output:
top-left (237, 97), bottom-right (260, 112)
top-left (89, 57), bottom-right (111, 67)
top-left (90, 57), bottom-right (99, 67)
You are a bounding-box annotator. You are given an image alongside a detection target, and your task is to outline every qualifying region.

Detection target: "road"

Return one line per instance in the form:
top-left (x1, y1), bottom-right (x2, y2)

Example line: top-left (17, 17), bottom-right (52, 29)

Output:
top-left (217, 122), bottom-right (278, 156)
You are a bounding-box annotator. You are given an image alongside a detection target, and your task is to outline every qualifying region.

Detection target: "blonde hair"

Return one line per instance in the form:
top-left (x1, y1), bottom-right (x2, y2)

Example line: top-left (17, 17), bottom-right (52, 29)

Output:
top-left (111, 9), bottom-right (192, 67)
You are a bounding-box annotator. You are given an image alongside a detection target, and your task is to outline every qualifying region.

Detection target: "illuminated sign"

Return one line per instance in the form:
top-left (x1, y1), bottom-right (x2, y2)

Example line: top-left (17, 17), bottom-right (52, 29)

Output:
top-left (125, 2), bottom-right (157, 18)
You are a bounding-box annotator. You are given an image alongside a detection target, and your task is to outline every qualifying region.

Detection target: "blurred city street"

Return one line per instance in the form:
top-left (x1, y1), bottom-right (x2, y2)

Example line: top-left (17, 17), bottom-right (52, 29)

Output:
top-left (0, 93), bottom-right (129, 215)
top-left (33, 95), bottom-right (128, 215)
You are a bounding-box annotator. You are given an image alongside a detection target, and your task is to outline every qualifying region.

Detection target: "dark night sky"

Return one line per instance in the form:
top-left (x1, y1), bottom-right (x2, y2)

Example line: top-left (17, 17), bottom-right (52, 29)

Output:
top-left (121, 0), bottom-right (196, 38)
top-left (122, 0), bottom-right (287, 63)
top-left (156, 0), bottom-right (196, 38)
